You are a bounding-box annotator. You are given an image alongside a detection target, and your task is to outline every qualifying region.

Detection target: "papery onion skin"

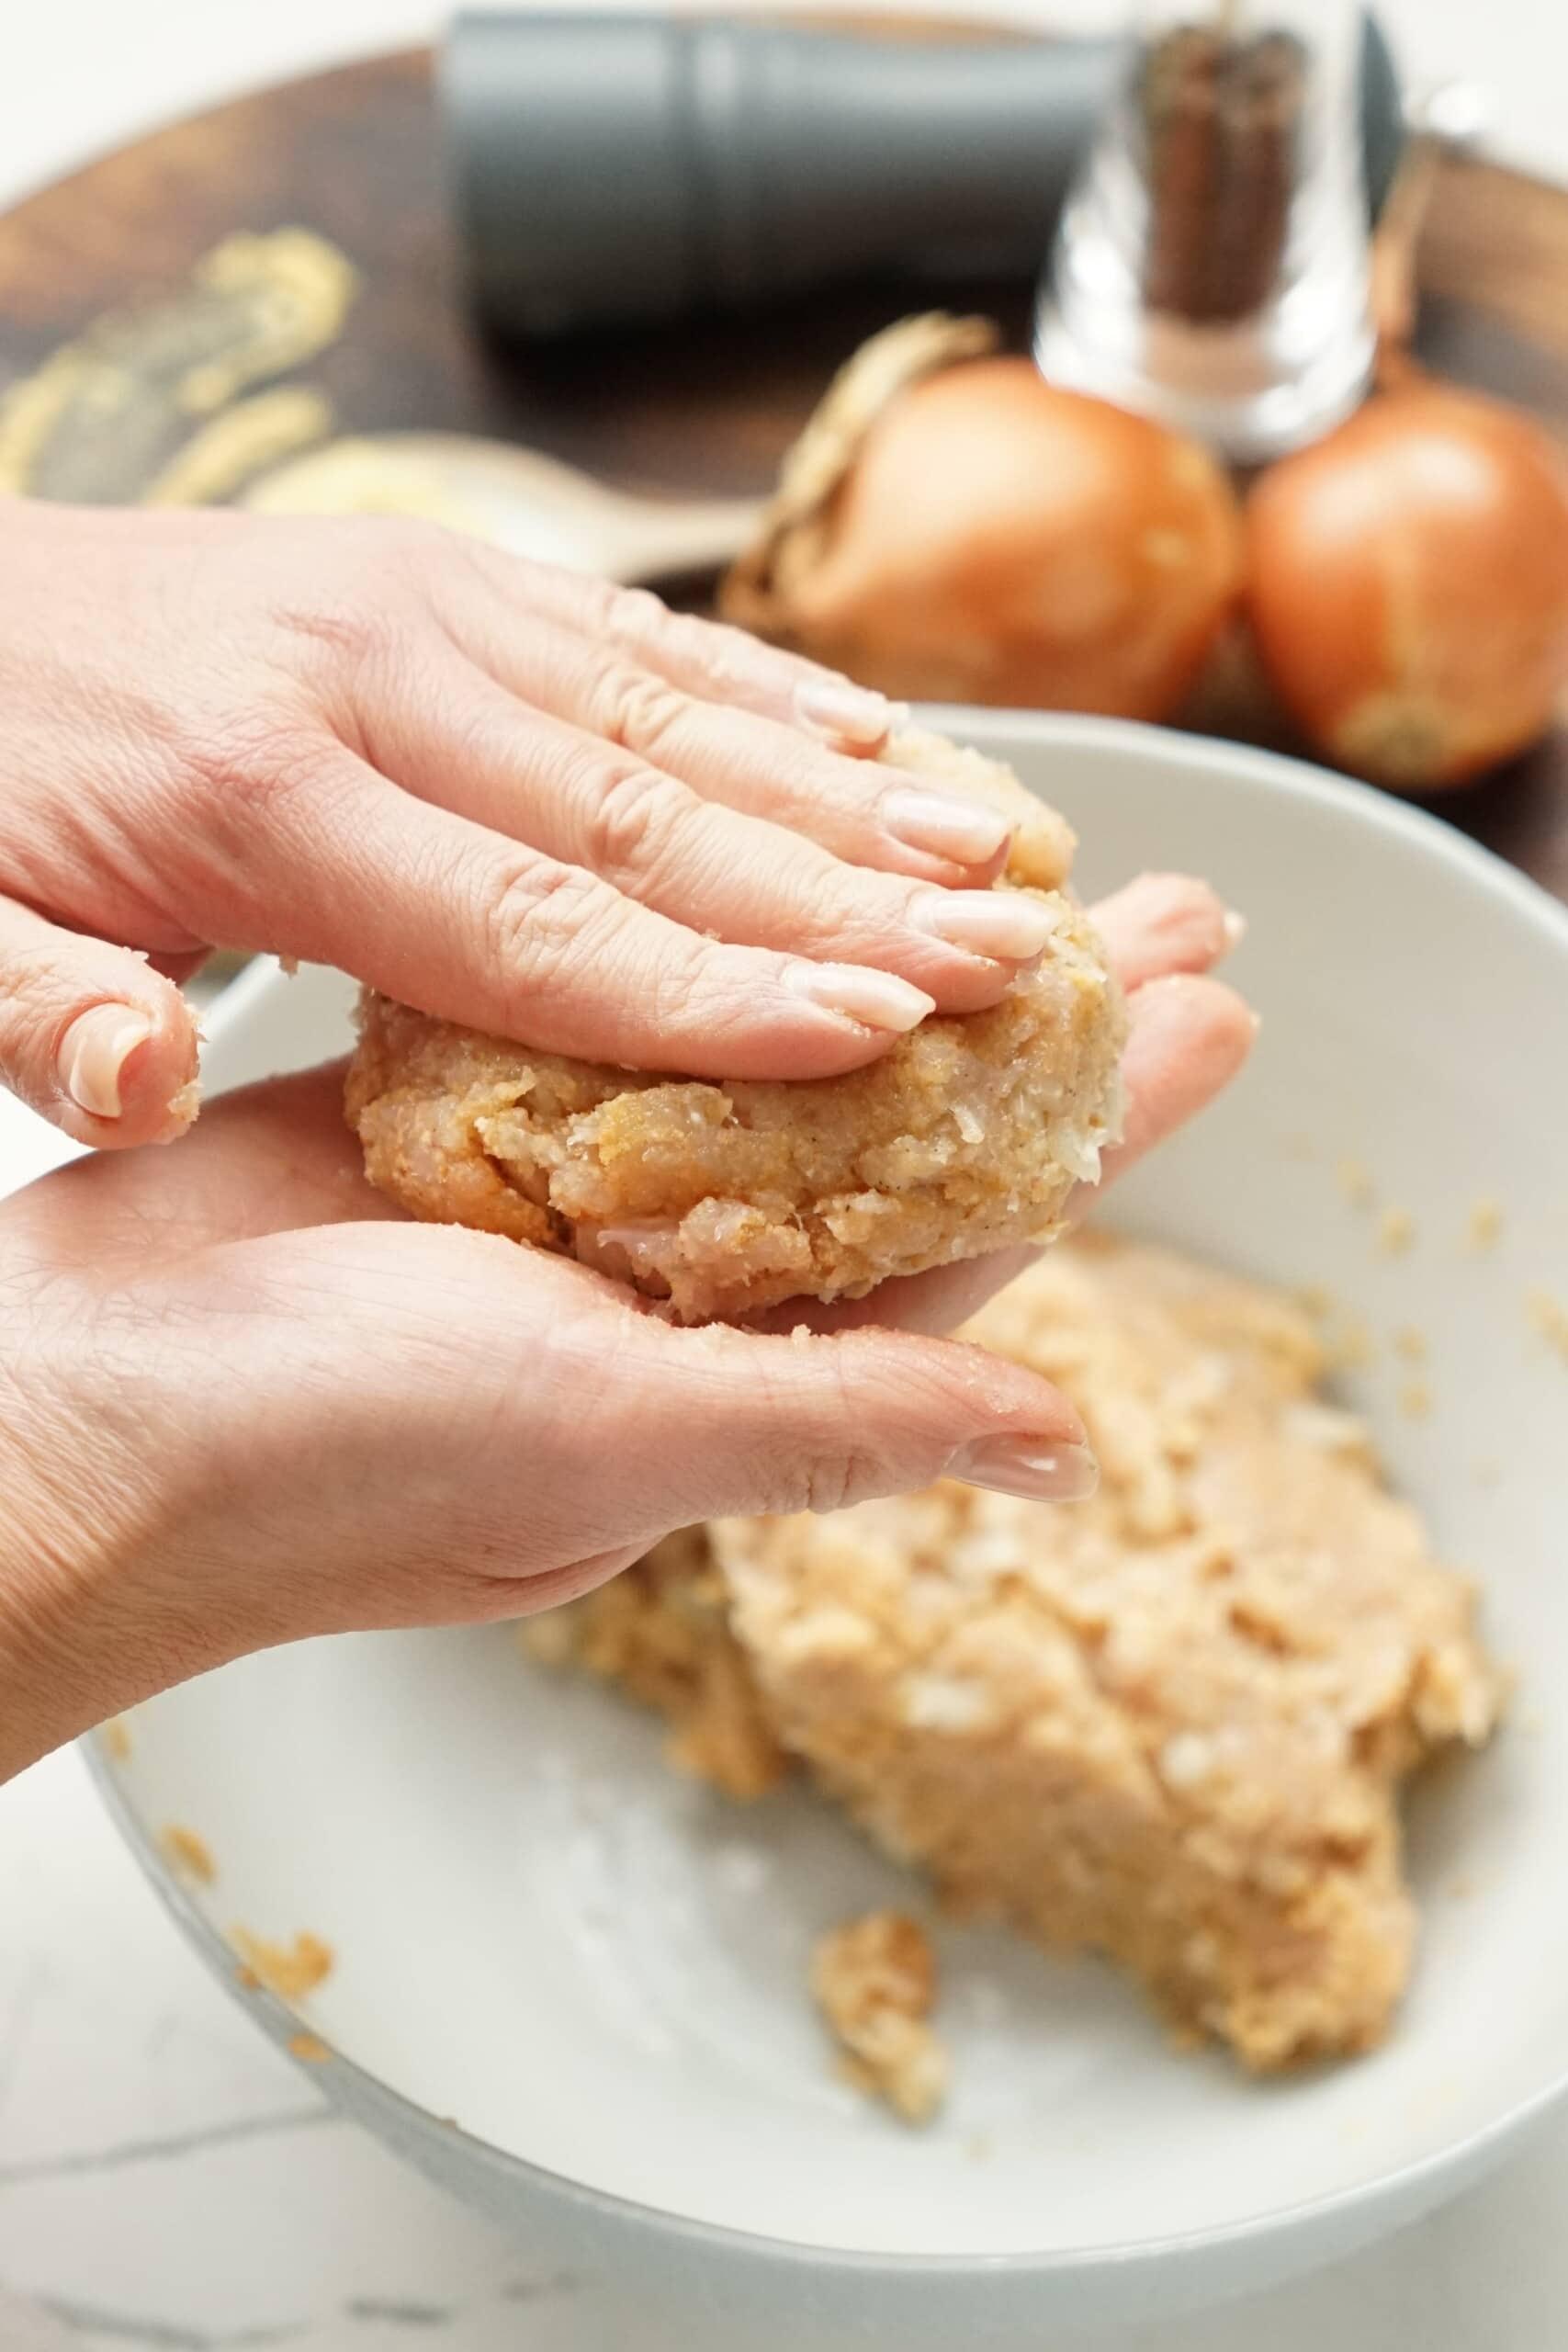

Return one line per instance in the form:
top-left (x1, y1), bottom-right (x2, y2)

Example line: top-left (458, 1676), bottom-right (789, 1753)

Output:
top-left (1247, 384), bottom-right (1568, 791)
top-left (763, 358), bottom-right (1245, 722)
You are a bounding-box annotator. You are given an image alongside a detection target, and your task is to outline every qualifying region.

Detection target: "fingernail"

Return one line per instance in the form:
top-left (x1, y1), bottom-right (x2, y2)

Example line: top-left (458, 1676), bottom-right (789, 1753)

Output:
top-left (1223, 910), bottom-right (1247, 949)
top-left (911, 889), bottom-right (1059, 964)
top-left (788, 962), bottom-right (934, 1035)
top-left (59, 1004), bottom-right (153, 1119)
top-left (951, 1437), bottom-right (1100, 1503)
top-left (882, 787), bottom-right (1012, 865)
top-left (795, 678), bottom-right (908, 749)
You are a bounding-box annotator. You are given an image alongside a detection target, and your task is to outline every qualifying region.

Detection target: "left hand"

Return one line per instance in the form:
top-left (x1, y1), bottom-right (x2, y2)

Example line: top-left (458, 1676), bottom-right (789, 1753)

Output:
top-left (0, 864), bottom-right (1248, 1779)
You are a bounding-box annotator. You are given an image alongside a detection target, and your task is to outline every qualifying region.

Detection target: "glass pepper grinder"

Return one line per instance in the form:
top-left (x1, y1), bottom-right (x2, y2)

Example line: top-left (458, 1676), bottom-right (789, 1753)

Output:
top-left (1036, 0), bottom-right (1376, 462)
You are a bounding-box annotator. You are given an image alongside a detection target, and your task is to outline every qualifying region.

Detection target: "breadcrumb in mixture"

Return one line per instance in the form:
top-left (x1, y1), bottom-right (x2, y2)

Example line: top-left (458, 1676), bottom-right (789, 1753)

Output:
top-left (1336, 1157), bottom-right (1374, 1208)
top-left (345, 727), bottom-right (1124, 1322)
top-left (716, 1237), bottom-right (1503, 2074)
top-left (160, 1825), bottom-right (216, 1885)
top-left (231, 1928), bottom-right (334, 2002)
top-left (1527, 1288), bottom-right (1568, 1367)
top-left (811, 1911), bottom-right (949, 2123)
top-left (520, 1527), bottom-right (790, 1801)
top-left (531, 1235), bottom-right (1504, 2090)
top-left (1466, 1198), bottom-right (1504, 1252)
top-left (1378, 1206), bottom-right (1416, 1257)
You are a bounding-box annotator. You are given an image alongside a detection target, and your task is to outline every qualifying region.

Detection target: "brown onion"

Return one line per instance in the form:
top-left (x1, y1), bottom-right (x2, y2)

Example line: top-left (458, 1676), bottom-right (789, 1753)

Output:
top-left (724, 315), bottom-right (1244, 723)
top-left (1247, 383), bottom-right (1568, 790)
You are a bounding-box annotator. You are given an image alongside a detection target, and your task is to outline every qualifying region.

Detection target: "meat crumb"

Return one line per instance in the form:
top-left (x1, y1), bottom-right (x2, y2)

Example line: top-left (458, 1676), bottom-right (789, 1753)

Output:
top-left (1324, 1312), bottom-right (1377, 1371)
top-left (1398, 1381), bottom-right (1433, 1421)
top-left (811, 1911), bottom-right (949, 2124)
top-left (160, 1825), bottom-right (216, 1884)
top-left (231, 1928), bottom-right (334, 2001)
top-left (288, 2031), bottom-right (332, 2064)
top-left (1378, 1207), bottom-right (1416, 1257)
top-left (101, 1718), bottom-right (131, 1764)
top-left (1526, 1289), bottom-right (1568, 1367)
top-left (1466, 1198), bottom-right (1504, 1252)
top-left (1337, 1157), bottom-right (1374, 1208)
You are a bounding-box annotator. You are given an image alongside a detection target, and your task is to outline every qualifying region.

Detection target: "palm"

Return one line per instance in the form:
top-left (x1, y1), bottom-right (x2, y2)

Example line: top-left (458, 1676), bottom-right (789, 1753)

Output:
top-left (19, 869), bottom-right (1246, 1329)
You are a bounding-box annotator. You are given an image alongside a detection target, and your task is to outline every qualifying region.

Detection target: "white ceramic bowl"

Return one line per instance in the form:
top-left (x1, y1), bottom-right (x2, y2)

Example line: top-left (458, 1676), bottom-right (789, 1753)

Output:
top-left (89, 715), bottom-right (1568, 2344)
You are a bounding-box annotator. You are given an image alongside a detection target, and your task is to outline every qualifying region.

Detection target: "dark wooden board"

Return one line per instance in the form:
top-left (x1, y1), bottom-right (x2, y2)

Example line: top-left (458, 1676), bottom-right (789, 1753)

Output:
top-left (2, 45), bottom-right (1565, 903)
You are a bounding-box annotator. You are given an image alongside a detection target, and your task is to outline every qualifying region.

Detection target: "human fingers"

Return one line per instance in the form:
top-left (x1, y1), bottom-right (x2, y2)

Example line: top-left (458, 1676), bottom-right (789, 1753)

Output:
top-left (81, 1228), bottom-right (1098, 1689)
top-left (367, 655), bottom-right (1053, 1015)
top-left (471, 557), bottom-right (905, 752)
top-left (626, 1309), bottom-right (1097, 1521)
top-left (434, 585), bottom-right (1010, 886)
top-left (175, 744), bottom-right (942, 1080)
top-left (10, 1063), bottom-right (389, 1270)
top-left (756, 971), bottom-right (1257, 1340)
top-left (1089, 873), bottom-right (1241, 991)
top-left (1089, 972), bottom-right (1256, 1195)
top-left (236, 1227), bottom-right (1101, 1557)
top-left (0, 892), bottom-right (199, 1148)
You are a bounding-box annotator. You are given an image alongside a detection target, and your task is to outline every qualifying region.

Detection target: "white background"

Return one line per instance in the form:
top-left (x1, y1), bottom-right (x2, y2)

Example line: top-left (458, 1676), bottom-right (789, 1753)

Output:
top-left (1, 4), bottom-right (1564, 2347)
top-left (2, 0), bottom-right (1563, 214)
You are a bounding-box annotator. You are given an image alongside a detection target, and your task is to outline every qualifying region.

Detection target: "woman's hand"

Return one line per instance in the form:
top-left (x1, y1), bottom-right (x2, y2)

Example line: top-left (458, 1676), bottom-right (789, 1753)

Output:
top-left (0, 501), bottom-right (1095, 1149)
top-left (0, 1067), bottom-right (1093, 1783)
top-left (0, 871), bottom-right (1249, 1781)
top-left (768, 872), bottom-right (1255, 1337)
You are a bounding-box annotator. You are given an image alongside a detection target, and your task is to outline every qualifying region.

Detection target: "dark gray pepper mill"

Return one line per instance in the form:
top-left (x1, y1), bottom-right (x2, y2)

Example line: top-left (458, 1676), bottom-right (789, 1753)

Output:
top-left (441, 10), bottom-right (1402, 340)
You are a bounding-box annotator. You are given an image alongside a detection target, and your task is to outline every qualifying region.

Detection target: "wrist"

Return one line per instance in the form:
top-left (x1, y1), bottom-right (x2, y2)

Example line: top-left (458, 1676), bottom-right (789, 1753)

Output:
top-left (0, 1473), bottom-right (114, 1783)
top-left (0, 1308), bottom-right (213, 1782)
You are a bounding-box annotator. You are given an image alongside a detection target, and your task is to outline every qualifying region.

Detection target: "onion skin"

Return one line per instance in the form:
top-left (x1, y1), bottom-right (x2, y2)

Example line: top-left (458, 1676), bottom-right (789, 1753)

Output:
top-left (1247, 384), bottom-right (1568, 791)
top-left (772, 358), bottom-right (1244, 722)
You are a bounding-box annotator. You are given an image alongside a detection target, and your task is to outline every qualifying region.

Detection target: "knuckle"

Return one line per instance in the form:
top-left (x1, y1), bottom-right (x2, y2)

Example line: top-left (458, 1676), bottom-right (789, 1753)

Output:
top-left (664, 610), bottom-right (742, 691)
top-left (754, 1357), bottom-right (893, 1515)
top-left (681, 614), bottom-right (775, 703)
top-left (598, 582), bottom-right (667, 643)
top-left (484, 859), bottom-right (607, 999)
top-left (586, 660), bottom-right (688, 757)
top-left (801, 1450), bottom-right (863, 1515)
top-left (586, 761), bottom-right (691, 882)
top-left (762, 1442), bottom-right (886, 1518)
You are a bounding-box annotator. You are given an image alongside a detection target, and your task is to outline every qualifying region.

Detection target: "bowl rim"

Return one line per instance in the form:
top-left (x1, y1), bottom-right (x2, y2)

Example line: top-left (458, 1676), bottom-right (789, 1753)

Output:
top-left (88, 709), bottom-right (1568, 2281)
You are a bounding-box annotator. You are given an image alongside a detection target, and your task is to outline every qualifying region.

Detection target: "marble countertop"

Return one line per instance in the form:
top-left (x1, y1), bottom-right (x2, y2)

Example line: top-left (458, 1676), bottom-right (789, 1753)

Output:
top-left (4, 1), bottom-right (1567, 2339)
top-left (6, 1725), bottom-right (1568, 2348)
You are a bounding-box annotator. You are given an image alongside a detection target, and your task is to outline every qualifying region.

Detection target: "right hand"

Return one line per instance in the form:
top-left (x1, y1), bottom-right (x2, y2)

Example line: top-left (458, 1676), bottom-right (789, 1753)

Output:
top-left (0, 500), bottom-right (1077, 1149)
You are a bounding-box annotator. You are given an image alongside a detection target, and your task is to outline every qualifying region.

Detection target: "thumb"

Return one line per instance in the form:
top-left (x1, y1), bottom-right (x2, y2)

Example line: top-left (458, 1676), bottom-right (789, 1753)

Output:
top-left (0, 895), bottom-right (201, 1148)
top-left (613, 1310), bottom-right (1099, 1530)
